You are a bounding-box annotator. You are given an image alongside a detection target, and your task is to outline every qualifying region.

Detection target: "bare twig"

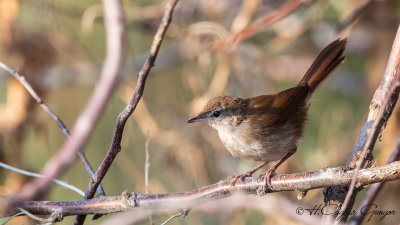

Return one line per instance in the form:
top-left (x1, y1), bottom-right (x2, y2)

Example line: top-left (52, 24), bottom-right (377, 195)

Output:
top-left (9, 0), bottom-right (126, 207)
top-left (322, 25), bottom-right (400, 223)
top-left (72, 0), bottom-right (126, 223)
top-left (17, 161), bottom-right (400, 219)
top-left (160, 210), bottom-right (188, 225)
top-left (0, 162), bottom-right (84, 196)
top-left (82, 0), bottom-right (179, 202)
top-left (74, 0), bottom-right (179, 224)
top-left (0, 61), bottom-right (106, 197)
top-left (145, 122), bottom-right (152, 225)
top-left (145, 123), bottom-right (151, 194)
top-left (349, 138), bottom-right (400, 225)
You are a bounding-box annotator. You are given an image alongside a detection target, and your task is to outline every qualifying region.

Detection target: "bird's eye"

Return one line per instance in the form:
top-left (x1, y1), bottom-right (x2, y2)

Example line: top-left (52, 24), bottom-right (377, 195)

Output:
top-left (212, 110), bottom-right (221, 117)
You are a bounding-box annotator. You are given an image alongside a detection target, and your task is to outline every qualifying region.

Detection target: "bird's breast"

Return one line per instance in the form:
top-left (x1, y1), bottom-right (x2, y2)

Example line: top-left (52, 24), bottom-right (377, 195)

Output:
top-left (214, 121), bottom-right (299, 162)
top-left (216, 125), bottom-right (253, 158)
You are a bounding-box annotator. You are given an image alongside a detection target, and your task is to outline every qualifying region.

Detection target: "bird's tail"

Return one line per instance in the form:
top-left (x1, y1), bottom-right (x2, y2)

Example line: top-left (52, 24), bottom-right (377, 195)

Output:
top-left (299, 38), bottom-right (347, 93)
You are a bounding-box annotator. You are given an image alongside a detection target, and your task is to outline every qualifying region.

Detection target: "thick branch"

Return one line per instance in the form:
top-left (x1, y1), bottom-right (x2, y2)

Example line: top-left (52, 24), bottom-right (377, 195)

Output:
top-left (323, 25), bottom-right (400, 223)
top-left (18, 161), bottom-right (400, 218)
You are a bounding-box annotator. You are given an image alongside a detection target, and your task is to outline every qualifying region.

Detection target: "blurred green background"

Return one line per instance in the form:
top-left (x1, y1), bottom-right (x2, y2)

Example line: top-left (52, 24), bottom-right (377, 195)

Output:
top-left (0, 0), bottom-right (400, 224)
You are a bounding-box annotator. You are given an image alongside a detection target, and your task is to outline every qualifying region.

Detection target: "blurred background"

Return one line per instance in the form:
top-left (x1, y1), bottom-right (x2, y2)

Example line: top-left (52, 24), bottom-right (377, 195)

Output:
top-left (0, 0), bottom-right (399, 224)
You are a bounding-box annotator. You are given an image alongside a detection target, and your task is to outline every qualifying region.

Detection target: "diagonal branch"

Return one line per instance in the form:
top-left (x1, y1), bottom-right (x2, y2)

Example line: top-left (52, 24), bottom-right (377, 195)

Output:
top-left (323, 25), bottom-right (400, 223)
top-left (349, 138), bottom-right (400, 225)
top-left (83, 0), bottom-right (179, 202)
top-left (0, 61), bottom-right (105, 197)
top-left (74, 0), bottom-right (180, 224)
top-left (338, 25), bottom-right (400, 222)
top-left (9, 0), bottom-right (126, 206)
top-left (17, 161), bottom-right (400, 219)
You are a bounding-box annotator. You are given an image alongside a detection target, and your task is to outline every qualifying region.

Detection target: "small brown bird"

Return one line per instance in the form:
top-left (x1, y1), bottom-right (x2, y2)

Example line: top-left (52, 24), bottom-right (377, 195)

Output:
top-left (188, 39), bottom-right (347, 191)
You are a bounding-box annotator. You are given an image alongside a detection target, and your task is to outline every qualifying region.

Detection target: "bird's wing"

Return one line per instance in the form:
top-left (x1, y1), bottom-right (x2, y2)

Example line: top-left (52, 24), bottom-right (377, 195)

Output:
top-left (272, 84), bottom-right (310, 125)
top-left (247, 84), bottom-right (310, 128)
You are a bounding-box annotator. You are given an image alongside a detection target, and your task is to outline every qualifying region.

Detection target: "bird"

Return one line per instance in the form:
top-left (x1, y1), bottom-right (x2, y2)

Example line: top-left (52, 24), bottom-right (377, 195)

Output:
top-left (187, 38), bottom-right (347, 191)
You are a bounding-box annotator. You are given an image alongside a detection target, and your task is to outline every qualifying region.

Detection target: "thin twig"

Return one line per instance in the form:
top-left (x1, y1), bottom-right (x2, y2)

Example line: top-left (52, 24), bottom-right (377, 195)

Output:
top-left (349, 138), bottom-right (400, 225)
top-left (0, 162), bottom-right (84, 196)
top-left (145, 122), bottom-right (151, 194)
top-left (10, 0), bottom-right (125, 207)
top-left (72, 0), bottom-right (126, 223)
top-left (17, 161), bottom-right (400, 218)
top-left (81, 0), bottom-right (179, 206)
top-left (160, 210), bottom-right (187, 225)
top-left (0, 61), bottom-right (106, 197)
top-left (145, 122), bottom-right (152, 225)
top-left (75, 0), bottom-right (179, 224)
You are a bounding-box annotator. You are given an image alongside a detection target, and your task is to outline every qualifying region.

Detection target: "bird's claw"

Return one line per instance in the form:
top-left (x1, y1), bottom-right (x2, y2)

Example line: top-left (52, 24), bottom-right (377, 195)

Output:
top-left (230, 172), bottom-right (253, 187)
top-left (262, 169), bottom-right (276, 193)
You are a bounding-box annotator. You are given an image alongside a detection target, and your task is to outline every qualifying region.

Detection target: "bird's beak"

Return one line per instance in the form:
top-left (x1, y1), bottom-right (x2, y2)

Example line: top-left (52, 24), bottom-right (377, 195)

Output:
top-left (187, 114), bottom-right (206, 123)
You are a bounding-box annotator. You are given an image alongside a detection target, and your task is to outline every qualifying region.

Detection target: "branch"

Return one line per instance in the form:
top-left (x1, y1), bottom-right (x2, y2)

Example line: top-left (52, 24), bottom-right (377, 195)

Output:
top-left (323, 25), bottom-right (400, 223)
top-left (349, 138), bottom-right (400, 225)
top-left (74, 0), bottom-right (179, 224)
top-left (99, 195), bottom-right (321, 225)
top-left (338, 24), bottom-right (400, 221)
top-left (346, 33), bottom-right (400, 167)
top-left (0, 162), bottom-right (84, 197)
top-left (0, 61), bottom-right (106, 197)
top-left (82, 0), bottom-right (179, 201)
top-left (9, 0), bottom-right (125, 205)
top-left (17, 161), bottom-right (400, 219)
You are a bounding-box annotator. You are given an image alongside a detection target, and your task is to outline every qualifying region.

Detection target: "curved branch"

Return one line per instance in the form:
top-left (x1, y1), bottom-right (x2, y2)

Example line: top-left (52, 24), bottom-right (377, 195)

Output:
top-left (0, 61), bottom-right (106, 197)
top-left (9, 0), bottom-right (126, 205)
top-left (18, 161), bottom-right (400, 218)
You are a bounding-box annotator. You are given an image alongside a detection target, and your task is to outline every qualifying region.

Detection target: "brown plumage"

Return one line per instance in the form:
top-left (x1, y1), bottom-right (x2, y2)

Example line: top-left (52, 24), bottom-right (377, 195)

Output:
top-left (188, 38), bottom-right (347, 191)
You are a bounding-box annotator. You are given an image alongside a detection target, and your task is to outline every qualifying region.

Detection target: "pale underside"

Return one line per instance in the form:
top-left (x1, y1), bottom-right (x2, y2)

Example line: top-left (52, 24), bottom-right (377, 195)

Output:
top-left (212, 118), bottom-right (299, 162)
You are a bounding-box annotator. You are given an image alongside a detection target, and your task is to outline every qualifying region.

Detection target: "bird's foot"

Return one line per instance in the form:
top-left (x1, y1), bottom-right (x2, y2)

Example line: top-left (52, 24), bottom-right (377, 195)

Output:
top-left (257, 168), bottom-right (276, 193)
top-left (230, 162), bottom-right (269, 187)
top-left (230, 171), bottom-right (254, 187)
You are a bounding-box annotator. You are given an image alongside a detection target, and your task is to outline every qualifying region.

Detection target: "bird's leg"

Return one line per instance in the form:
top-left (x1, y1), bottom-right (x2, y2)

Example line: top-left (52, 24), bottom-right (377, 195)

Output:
top-left (262, 151), bottom-right (295, 192)
top-left (231, 161), bottom-right (268, 187)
